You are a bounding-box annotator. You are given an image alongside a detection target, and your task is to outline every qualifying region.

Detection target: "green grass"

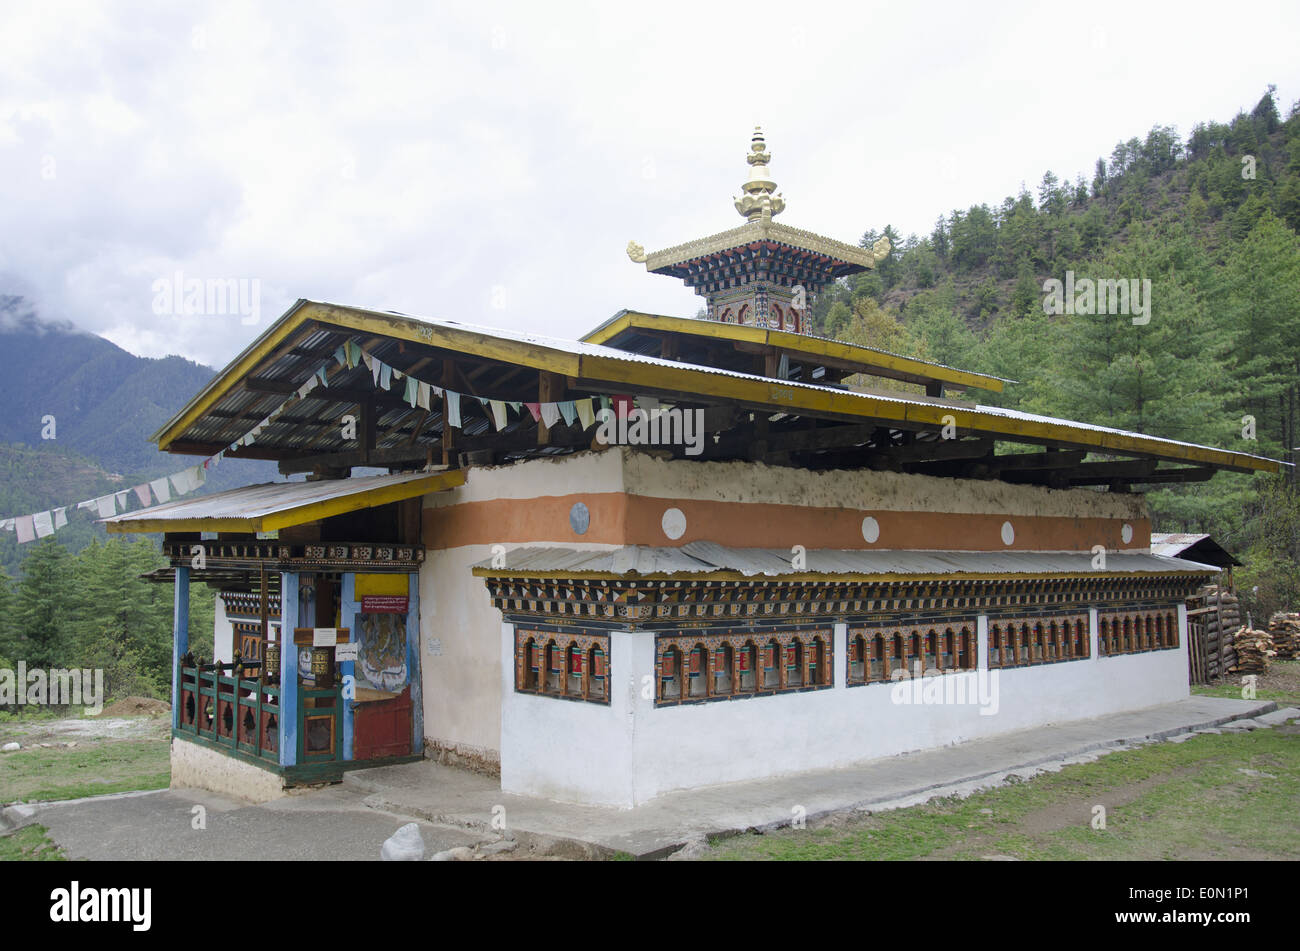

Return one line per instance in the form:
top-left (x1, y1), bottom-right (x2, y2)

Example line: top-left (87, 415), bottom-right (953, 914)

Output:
top-left (0, 824), bottom-right (68, 861)
top-left (0, 739), bottom-right (170, 803)
top-left (703, 722), bottom-right (1300, 861)
top-left (1192, 678), bottom-right (1300, 707)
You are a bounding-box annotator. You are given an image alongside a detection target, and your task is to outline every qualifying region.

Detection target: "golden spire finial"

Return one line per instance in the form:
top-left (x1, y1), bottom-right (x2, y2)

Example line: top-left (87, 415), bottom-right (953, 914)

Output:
top-left (734, 125), bottom-right (785, 222)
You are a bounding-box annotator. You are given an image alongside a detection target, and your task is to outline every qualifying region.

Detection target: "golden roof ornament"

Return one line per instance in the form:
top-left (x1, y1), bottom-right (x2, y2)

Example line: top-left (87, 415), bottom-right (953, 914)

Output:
top-left (871, 235), bottom-right (891, 261)
top-left (733, 126), bottom-right (786, 222)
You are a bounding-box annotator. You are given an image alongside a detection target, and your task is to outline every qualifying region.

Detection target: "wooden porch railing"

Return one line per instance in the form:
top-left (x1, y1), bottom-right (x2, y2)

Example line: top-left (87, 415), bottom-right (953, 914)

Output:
top-left (178, 660), bottom-right (280, 763)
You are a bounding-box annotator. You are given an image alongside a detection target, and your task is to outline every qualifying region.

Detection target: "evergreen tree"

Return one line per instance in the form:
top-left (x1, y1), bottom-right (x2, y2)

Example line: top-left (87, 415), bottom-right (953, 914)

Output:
top-left (13, 538), bottom-right (71, 668)
top-left (1216, 212), bottom-right (1300, 485)
top-left (0, 570), bottom-right (13, 661)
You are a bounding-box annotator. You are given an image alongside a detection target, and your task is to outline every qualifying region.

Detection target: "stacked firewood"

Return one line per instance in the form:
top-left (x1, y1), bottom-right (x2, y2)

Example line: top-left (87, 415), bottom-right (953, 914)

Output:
top-left (1188, 584), bottom-right (1242, 679)
top-left (1267, 612), bottom-right (1300, 660)
top-left (1228, 626), bottom-right (1276, 675)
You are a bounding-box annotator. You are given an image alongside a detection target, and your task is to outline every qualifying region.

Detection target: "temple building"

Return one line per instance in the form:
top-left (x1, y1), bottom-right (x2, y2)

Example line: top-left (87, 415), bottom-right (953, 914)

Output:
top-left (106, 131), bottom-right (1281, 806)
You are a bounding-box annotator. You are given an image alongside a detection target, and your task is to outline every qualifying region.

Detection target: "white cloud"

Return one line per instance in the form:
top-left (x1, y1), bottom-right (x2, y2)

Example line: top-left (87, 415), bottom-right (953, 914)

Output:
top-left (1, 0), bottom-right (1298, 366)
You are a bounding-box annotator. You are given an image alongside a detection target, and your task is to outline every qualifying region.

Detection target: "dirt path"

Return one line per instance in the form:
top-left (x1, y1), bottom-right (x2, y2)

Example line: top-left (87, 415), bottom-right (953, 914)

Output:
top-left (0, 708), bottom-right (171, 748)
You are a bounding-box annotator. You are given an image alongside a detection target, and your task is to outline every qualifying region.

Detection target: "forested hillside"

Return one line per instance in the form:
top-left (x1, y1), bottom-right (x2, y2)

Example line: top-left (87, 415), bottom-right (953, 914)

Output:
top-left (0, 299), bottom-right (278, 573)
top-left (807, 86), bottom-right (1300, 617)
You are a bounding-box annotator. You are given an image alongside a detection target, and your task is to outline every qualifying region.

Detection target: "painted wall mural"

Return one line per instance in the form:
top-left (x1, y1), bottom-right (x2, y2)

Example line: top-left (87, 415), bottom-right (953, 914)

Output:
top-left (356, 612), bottom-right (409, 693)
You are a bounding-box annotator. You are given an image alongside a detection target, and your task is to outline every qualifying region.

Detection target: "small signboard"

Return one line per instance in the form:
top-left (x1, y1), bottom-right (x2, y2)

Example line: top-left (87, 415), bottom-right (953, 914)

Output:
top-left (313, 628), bottom-right (339, 647)
top-left (361, 595), bottom-right (409, 614)
top-left (334, 642), bottom-right (359, 663)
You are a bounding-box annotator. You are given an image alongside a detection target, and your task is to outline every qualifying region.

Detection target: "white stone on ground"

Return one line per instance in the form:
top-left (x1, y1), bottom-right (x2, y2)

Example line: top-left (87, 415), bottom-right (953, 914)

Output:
top-left (1, 742), bottom-right (19, 752)
top-left (429, 846), bottom-right (475, 861)
top-left (380, 822), bottom-right (426, 861)
top-left (1254, 707), bottom-right (1300, 726)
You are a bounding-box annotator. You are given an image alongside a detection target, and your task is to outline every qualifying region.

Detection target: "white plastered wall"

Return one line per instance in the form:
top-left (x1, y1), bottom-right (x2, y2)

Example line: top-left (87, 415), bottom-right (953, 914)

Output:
top-left (501, 609), bottom-right (1191, 807)
top-left (420, 451), bottom-right (626, 767)
top-left (212, 597), bottom-right (234, 664)
top-left (420, 447), bottom-right (1159, 792)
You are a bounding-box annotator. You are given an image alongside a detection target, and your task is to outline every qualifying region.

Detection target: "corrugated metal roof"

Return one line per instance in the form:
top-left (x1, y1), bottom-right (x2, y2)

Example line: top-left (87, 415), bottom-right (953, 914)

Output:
top-left (152, 299), bottom-right (1285, 476)
top-left (103, 470), bottom-right (458, 531)
top-left (1150, 533), bottom-right (1211, 557)
top-left (321, 303), bottom-right (1286, 468)
top-left (582, 309), bottom-right (1017, 387)
top-left (1149, 532), bottom-right (1240, 567)
top-left (472, 541), bottom-right (1220, 578)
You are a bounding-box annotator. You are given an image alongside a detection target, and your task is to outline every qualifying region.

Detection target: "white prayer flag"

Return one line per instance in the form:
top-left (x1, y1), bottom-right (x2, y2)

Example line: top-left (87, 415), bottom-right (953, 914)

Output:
top-left (96, 495), bottom-right (117, 519)
top-left (150, 477), bottom-right (172, 504)
top-left (32, 510), bottom-right (54, 538)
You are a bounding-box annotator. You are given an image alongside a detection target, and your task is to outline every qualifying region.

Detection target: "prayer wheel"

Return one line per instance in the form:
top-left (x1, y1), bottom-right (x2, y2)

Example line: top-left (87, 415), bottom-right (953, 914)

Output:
top-left (311, 646), bottom-right (333, 687)
top-left (263, 642), bottom-right (281, 684)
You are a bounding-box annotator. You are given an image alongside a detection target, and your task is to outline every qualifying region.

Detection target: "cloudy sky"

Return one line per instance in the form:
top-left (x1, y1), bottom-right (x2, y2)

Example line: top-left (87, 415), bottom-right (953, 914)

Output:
top-left (2, 0), bottom-right (1299, 368)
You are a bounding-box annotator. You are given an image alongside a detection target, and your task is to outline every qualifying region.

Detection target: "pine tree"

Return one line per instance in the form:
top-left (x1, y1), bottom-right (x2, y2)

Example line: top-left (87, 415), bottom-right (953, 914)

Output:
top-left (0, 570), bottom-right (13, 663)
top-left (1217, 212), bottom-right (1300, 485)
top-left (13, 538), bottom-right (71, 668)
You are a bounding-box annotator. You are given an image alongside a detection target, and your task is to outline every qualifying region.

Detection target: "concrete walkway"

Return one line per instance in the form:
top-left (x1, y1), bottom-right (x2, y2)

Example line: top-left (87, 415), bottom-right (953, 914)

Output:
top-left (7, 784), bottom-right (486, 861)
top-left (343, 695), bottom-right (1282, 858)
top-left (6, 695), bottom-right (1287, 859)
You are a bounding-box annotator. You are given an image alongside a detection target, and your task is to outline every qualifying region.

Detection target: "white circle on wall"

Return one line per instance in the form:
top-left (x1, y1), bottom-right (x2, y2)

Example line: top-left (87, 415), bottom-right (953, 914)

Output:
top-left (661, 507), bottom-right (687, 540)
top-left (1121, 523), bottom-right (1134, 545)
top-left (1000, 521), bottom-right (1015, 546)
top-left (861, 516), bottom-right (880, 543)
top-left (569, 502), bottom-right (590, 535)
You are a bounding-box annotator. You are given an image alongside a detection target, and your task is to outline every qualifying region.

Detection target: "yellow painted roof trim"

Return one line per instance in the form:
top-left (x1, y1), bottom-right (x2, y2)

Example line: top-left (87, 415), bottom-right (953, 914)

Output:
top-left (106, 469), bottom-right (465, 535)
top-left (471, 567), bottom-right (1213, 582)
top-left (583, 311), bottom-right (1008, 393)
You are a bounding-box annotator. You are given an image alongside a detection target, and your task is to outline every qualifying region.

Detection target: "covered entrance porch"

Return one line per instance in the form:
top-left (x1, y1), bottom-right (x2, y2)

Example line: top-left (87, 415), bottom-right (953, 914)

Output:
top-left (104, 470), bottom-right (464, 794)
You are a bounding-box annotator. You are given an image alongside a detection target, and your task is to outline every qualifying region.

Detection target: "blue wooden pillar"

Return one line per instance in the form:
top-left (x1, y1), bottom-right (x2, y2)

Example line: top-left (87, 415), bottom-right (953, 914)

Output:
top-left (171, 566), bottom-right (190, 732)
top-left (340, 572), bottom-right (357, 761)
top-left (279, 572), bottom-right (299, 767)
top-left (406, 572), bottom-right (423, 755)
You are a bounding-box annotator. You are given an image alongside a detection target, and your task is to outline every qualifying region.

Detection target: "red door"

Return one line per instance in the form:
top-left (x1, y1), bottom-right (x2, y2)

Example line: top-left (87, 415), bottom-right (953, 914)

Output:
top-left (353, 685), bottom-right (413, 760)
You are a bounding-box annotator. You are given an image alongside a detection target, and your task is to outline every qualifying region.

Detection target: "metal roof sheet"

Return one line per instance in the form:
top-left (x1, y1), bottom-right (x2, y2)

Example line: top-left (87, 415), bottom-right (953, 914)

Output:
top-left (1149, 533), bottom-right (1211, 557)
top-left (103, 470), bottom-right (463, 533)
top-left (581, 309), bottom-right (1016, 390)
top-left (472, 542), bottom-right (1220, 579)
top-left (152, 299), bottom-right (1285, 476)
